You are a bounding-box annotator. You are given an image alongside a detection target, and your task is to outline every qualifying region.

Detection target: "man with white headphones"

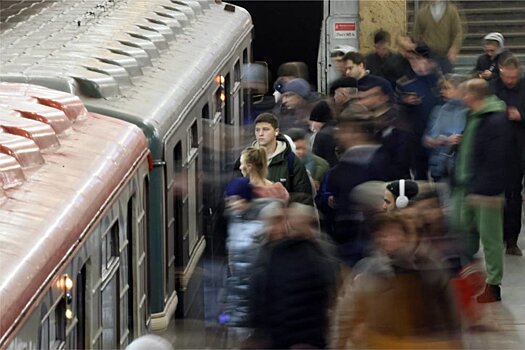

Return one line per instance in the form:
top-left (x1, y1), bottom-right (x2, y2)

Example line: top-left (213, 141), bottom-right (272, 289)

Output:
top-left (383, 179), bottom-right (419, 212)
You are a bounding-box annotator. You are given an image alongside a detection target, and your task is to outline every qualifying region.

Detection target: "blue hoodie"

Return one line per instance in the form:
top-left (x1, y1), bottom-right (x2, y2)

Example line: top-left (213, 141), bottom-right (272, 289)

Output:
top-left (425, 99), bottom-right (468, 178)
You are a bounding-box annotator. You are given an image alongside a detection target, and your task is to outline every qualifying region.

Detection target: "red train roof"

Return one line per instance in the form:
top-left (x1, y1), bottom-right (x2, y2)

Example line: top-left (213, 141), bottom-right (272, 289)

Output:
top-left (0, 83), bottom-right (149, 347)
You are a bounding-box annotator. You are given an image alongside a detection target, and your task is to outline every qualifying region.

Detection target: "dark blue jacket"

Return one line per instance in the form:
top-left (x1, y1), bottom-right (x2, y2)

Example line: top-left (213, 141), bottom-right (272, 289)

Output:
top-left (249, 238), bottom-right (337, 349)
top-left (396, 71), bottom-right (442, 135)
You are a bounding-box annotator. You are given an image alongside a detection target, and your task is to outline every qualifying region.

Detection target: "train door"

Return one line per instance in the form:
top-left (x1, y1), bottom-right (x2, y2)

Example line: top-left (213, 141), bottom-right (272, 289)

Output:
top-left (201, 102), bottom-right (221, 244)
top-left (136, 177), bottom-right (150, 335)
top-left (231, 60), bottom-right (242, 151)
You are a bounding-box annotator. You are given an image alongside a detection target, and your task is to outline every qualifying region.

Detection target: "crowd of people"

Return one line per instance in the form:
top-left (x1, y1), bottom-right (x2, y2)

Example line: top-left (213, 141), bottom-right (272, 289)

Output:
top-left (219, 1), bottom-right (525, 348)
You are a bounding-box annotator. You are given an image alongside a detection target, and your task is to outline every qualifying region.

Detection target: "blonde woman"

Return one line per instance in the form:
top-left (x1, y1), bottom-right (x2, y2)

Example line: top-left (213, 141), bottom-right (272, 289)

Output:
top-left (239, 147), bottom-right (289, 202)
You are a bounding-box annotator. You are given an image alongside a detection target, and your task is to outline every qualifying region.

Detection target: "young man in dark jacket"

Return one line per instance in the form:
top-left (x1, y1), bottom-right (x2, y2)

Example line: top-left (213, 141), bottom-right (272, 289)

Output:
top-left (452, 78), bottom-right (509, 303)
top-left (493, 55), bottom-right (525, 256)
top-left (234, 113), bottom-right (313, 206)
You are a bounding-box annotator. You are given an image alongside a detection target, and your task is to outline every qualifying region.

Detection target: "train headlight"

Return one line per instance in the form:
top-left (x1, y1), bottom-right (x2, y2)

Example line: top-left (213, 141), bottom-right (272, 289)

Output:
top-left (63, 275), bottom-right (74, 292)
top-left (65, 308), bottom-right (74, 320)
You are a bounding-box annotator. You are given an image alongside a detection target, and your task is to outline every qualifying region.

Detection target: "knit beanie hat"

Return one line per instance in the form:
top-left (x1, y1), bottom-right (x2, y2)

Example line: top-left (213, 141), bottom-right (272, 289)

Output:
top-left (281, 78), bottom-right (312, 99)
top-left (225, 177), bottom-right (253, 200)
top-left (310, 101), bottom-right (333, 123)
top-left (329, 77), bottom-right (358, 96)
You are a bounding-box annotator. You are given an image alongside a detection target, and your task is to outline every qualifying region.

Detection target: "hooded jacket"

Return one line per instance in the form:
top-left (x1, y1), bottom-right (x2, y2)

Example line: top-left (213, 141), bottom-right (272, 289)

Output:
top-left (234, 134), bottom-right (313, 206)
top-left (454, 95), bottom-right (509, 196)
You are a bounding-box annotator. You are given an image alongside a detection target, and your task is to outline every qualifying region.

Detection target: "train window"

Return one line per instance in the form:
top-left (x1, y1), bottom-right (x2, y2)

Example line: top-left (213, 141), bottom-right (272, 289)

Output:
top-left (223, 73), bottom-right (231, 125)
top-left (49, 299), bottom-right (66, 349)
top-left (215, 86), bottom-right (224, 113)
top-left (76, 265), bottom-right (87, 349)
top-left (39, 305), bottom-right (50, 350)
top-left (234, 60), bottom-right (241, 82)
top-left (101, 274), bottom-right (118, 349)
top-left (190, 121), bottom-right (198, 150)
top-left (102, 222), bottom-right (119, 272)
top-left (201, 104), bottom-right (210, 120)
top-left (243, 48), bottom-right (248, 64)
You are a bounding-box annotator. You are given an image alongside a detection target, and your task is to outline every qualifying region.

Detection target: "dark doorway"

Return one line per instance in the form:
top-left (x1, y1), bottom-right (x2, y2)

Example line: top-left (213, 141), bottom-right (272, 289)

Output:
top-left (231, 1), bottom-right (323, 89)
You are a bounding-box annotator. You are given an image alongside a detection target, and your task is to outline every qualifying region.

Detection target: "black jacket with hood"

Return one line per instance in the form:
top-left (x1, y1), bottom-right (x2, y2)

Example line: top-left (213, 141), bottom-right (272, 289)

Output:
top-left (234, 134), bottom-right (314, 206)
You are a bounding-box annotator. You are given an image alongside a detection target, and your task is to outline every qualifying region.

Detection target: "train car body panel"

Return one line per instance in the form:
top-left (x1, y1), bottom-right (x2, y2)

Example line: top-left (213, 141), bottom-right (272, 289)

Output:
top-left (0, 84), bottom-right (150, 349)
top-left (1, 0), bottom-right (253, 328)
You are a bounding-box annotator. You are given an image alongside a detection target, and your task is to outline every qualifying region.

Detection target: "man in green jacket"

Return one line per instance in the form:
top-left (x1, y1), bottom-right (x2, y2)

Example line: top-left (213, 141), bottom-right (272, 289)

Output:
top-left (234, 113), bottom-right (314, 206)
top-left (452, 79), bottom-right (509, 303)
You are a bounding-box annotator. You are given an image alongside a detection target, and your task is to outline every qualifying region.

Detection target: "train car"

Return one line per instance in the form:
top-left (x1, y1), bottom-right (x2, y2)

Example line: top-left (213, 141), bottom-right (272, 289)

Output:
top-left (0, 0), bottom-right (253, 328)
top-left (0, 83), bottom-right (150, 349)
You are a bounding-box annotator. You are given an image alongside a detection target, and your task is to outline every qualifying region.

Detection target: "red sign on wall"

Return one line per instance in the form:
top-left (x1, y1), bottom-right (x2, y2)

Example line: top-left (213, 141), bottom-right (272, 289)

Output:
top-left (334, 22), bottom-right (357, 39)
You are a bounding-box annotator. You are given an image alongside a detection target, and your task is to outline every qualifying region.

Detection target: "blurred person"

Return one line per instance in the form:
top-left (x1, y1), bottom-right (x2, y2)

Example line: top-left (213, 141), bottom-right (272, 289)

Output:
top-left (234, 113), bottom-right (313, 206)
top-left (280, 78), bottom-right (319, 132)
top-left (221, 178), bottom-right (285, 328)
top-left (309, 100), bottom-right (339, 167)
top-left (285, 128), bottom-right (329, 192)
top-left (396, 43), bottom-right (443, 180)
top-left (126, 335), bottom-right (173, 350)
top-left (240, 147), bottom-right (289, 202)
top-left (424, 74), bottom-right (468, 181)
top-left (273, 61), bottom-right (310, 105)
top-left (383, 179), bottom-right (419, 212)
top-left (493, 55), bottom-right (525, 256)
top-left (413, 0), bottom-right (463, 74)
top-left (359, 86), bottom-right (413, 180)
top-left (343, 51), bottom-right (395, 103)
top-left (329, 76), bottom-right (358, 120)
top-left (473, 32), bottom-right (509, 81)
top-left (320, 108), bottom-right (388, 266)
top-left (246, 207), bottom-right (337, 349)
top-left (452, 78), bottom-right (508, 303)
top-left (330, 44), bottom-right (358, 80)
top-left (331, 213), bottom-right (462, 349)
top-left (383, 34), bottom-right (417, 88)
top-left (365, 29), bottom-right (394, 77)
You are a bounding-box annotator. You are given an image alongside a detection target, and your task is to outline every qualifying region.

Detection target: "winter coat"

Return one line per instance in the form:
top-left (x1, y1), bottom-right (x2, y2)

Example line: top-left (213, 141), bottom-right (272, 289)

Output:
top-left (248, 238), bottom-right (337, 349)
top-left (234, 134), bottom-right (314, 206)
top-left (396, 70), bottom-right (443, 136)
top-left (472, 50), bottom-right (510, 81)
top-left (493, 76), bottom-right (525, 174)
top-left (312, 122), bottom-right (338, 167)
top-left (302, 153), bottom-right (330, 184)
top-left (377, 106), bottom-right (413, 180)
top-left (325, 145), bottom-right (388, 265)
top-left (224, 198), bottom-right (284, 326)
top-left (331, 245), bottom-right (462, 349)
top-left (425, 99), bottom-right (468, 179)
top-left (454, 95), bottom-right (509, 196)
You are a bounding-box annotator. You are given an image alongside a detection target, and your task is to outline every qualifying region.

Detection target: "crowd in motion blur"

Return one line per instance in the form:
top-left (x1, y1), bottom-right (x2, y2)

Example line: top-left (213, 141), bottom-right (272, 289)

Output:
top-left (219, 1), bottom-right (525, 348)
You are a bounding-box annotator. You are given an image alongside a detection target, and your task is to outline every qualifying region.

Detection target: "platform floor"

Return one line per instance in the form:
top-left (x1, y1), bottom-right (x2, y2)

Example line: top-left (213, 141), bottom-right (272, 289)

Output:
top-left (160, 235), bottom-right (525, 349)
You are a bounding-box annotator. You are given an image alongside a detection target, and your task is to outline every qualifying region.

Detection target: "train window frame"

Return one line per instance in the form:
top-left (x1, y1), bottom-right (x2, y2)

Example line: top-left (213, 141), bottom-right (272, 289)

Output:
top-left (243, 48), bottom-right (248, 64)
top-left (101, 220), bottom-right (119, 274)
top-left (188, 120), bottom-right (199, 155)
top-left (234, 60), bottom-right (241, 83)
top-left (39, 304), bottom-right (50, 350)
top-left (201, 104), bottom-right (210, 120)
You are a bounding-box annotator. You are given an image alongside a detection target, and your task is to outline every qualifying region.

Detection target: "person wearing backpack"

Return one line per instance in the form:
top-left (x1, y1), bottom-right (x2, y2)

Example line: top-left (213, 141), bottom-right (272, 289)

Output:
top-left (234, 113), bottom-right (313, 206)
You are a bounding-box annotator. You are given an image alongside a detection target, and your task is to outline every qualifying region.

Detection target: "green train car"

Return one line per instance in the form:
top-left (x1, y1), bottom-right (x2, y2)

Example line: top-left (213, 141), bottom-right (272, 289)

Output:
top-left (0, 0), bottom-right (253, 333)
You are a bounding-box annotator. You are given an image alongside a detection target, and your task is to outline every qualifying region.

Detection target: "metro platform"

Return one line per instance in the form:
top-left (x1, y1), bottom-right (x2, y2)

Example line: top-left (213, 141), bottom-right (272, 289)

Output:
top-left (160, 234), bottom-right (525, 349)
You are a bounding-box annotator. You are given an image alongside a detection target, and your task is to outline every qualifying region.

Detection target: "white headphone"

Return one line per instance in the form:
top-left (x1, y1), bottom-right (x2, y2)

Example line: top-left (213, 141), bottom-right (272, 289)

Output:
top-left (396, 179), bottom-right (409, 209)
